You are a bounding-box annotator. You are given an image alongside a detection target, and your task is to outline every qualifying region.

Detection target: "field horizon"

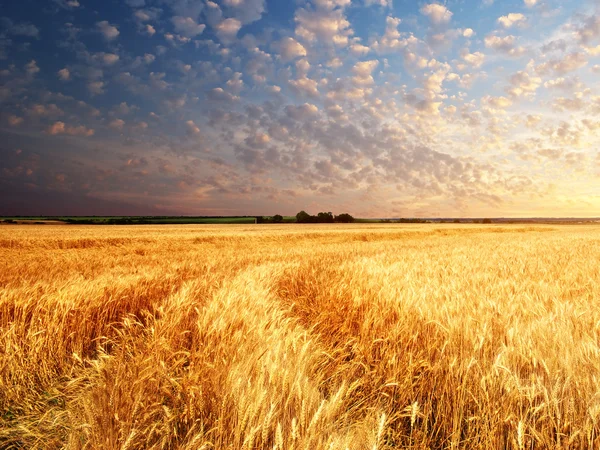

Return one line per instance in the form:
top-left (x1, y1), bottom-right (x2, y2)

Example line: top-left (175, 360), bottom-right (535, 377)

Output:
top-left (1, 224), bottom-right (599, 449)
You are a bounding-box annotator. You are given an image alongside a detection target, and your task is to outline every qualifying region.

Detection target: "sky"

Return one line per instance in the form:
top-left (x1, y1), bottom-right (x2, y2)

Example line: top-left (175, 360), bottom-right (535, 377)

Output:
top-left (0, 0), bottom-right (599, 217)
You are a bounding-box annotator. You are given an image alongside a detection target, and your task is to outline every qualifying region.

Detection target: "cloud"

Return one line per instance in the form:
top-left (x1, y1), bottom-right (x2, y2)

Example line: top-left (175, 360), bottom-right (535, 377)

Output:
top-left (222, 0), bottom-right (266, 24)
top-left (97, 21), bottom-right (120, 40)
top-left (164, 0), bottom-right (205, 20)
top-left (295, 6), bottom-right (353, 46)
top-left (215, 18), bottom-right (242, 43)
top-left (144, 24), bottom-right (156, 36)
top-left (171, 16), bottom-right (206, 37)
top-left (497, 13), bottom-right (526, 29)
top-left (7, 115), bottom-right (24, 126)
top-left (365, 0), bottom-right (392, 6)
top-left (536, 52), bottom-right (588, 75)
top-left (575, 15), bottom-right (600, 45)
top-left (289, 76), bottom-right (319, 97)
top-left (87, 81), bottom-right (105, 95)
top-left (1, 19), bottom-right (40, 38)
top-left (25, 60), bottom-right (40, 76)
top-left (186, 120), bottom-right (201, 135)
top-left (275, 37), bottom-right (307, 61)
top-left (460, 49), bottom-right (485, 68)
top-left (352, 60), bottom-right (379, 86)
top-left (109, 119), bottom-right (125, 130)
top-left (57, 68), bottom-right (70, 81)
top-left (484, 35), bottom-right (526, 56)
top-left (53, 0), bottom-right (80, 9)
top-left (420, 4), bottom-right (453, 25)
top-left (523, 0), bottom-right (538, 7)
top-left (46, 121), bottom-right (95, 136)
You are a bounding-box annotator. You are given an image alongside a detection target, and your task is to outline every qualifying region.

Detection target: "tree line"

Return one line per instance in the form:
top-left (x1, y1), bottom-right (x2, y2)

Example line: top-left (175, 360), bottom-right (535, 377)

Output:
top-left (257, 212), bottom-right (355, 223)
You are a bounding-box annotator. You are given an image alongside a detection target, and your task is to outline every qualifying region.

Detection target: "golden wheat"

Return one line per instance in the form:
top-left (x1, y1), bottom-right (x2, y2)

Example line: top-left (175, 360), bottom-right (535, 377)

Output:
top-left (1, 224), bottom-right (599, 449)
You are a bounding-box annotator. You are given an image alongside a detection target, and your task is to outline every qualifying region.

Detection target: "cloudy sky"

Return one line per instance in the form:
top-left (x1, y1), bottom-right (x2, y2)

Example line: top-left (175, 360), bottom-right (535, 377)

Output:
top-left (1, 0), bottom-right (599, 217)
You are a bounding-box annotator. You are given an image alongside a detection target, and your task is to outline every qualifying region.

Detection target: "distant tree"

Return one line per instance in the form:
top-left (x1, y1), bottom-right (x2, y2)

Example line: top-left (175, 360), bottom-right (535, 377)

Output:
top-left (482, 218), bottom-right (492, 224)
top-left (296, 211), bottom-right (311, 223)
top-left (256, 216), bottom-right (264, 224)
top-left (317, 212), bottom-right (334, 223)
top-left (454, 219), bottom-right (461, 223)
top-left (335, 213), bottom-right (355, 223)
top-left (272, 214), bottom-right (283, 223)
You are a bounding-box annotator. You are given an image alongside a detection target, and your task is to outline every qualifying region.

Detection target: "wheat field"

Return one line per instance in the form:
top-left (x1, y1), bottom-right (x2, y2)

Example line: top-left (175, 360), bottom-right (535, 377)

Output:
top-left (1, 224), bottom-right (599, 449)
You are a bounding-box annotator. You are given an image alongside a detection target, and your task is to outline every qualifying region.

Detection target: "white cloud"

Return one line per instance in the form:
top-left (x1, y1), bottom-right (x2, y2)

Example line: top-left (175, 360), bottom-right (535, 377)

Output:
top-left (215, 18), bottom-right (242, 43)
top-left (295, 6), bottom-right (353, 46)
top-left (57, 68), bottom-right (70, 81)
top-left (365, 0), bottom-right (392, 7)
top-left (461, 50), bottom-right (485, 68)
top-left (172, 16), bottom-right (206, 37)
top-left (352, 60), bottom-right (379, 85)
top-left (2, 19), bottom-right (40, 38)
top-left (420, 4), bottom-right (453, 25)
top-left (289, 76), bottom-right (319, 97)
top-left (275, 37), bottom-right (307, 61)
top-left (54, 0), bottom-right (80, 9)
top-left (186, 120), bottom-right (201, 135)
top-left (497, 13), bottom-right (526, 29)
top-left (222, 0), bottom-right (266, 24)
top-left (88, 81), bottom-right (105, 96)
top-left (524, 0), bottom-right (538, 7)
top-left (109, 119), bottom-right (125, 130)
top-left (97, 21), bottom-right (120, 40)
top-left (25, 60), bottom-right (39, 76)
top-left (46, 121), bottom-right (94, 136)
top-left (484, 35), bottom-right (526, 56)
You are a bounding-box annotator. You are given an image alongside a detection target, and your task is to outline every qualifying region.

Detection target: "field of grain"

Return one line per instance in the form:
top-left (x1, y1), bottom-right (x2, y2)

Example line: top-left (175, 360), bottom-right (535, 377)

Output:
top-left (1, 224), bottom-right (599, 449)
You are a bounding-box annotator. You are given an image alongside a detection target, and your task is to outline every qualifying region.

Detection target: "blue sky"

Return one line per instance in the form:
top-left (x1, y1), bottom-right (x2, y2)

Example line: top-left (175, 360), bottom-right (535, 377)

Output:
top-left (0, 0), bottom-right (599, 217)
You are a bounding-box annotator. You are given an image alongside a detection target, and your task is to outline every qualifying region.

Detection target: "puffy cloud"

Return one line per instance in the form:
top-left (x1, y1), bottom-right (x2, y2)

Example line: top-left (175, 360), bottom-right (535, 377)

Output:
top-left (97, 21), bottom-right (120, 40)
top-left (460, 50), bottom-right (485, 68)
top-left (420, 4), bottom-right (453, 25)
top-left (349, 42), bottom-right (370, 56)
top-left (536, 52), bottom-right (588, 75)
top-left (88, 81), bottom-right (105, 95)
top-left (57, 68), bottom-right (70, 81)
top-left (109, 119), bottom-right (125, 130)
top-left (506, 69), bottom-right (541, 99)
top-left (352, 60), bottom-right (379, 86)
top-left (289, 76), bottom-right (319, 97)
top-left (144, 24), bottom-right (156, 36)
top-left (365, 0), bottom-right (392, 6)
top-left (164, 0), bottom-right (205, 19)
top-left (46, 121), bottom-right (94, 136)
top-left (275, 37), bottom-right (307, 61)
top-left (575, 15), bottom-right (600, 45)
top-left (484, 35), bottom-right (526, 56)
top-left (1, 19), bottom-right (40, 38)
top-left (295, 6), bottom-right (353, 46)
top-left (186, 120), bottom-right (201, 135)
top-left (207, 87), bottom-right (239, 102)
top-left (222, 0), bottom-right (266, 24)
top-left (482, 95), bottom-right (512, 109)
top-left (54, 0), bottom-right (80, 9)
top-left (463, 28), bottom-right (474, 38)
top-left (25, 60), bottom-right (39, 76)
top-left (524, 0), bottom-right (538, 6)
top-left (172, 16), bottom-right (206, 37)
top-left (7, 115), bottom-right (23, 126)
top-left (215, 18), bottom-right (242, 43)
top-left (497, 13), bottom-right (526, 29)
